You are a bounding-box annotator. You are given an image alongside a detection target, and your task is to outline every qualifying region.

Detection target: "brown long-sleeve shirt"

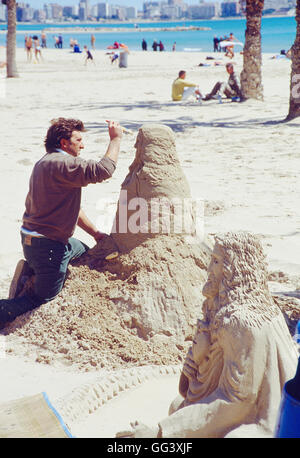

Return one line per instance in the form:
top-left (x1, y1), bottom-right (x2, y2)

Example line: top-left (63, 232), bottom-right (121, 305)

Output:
top-left (22, 151), bottom-right (116, 244)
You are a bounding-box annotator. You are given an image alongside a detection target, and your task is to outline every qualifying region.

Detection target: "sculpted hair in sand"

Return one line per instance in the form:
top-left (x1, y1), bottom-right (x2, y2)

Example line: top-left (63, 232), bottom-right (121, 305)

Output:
top-left (44, 117), bottom-right (85, 153)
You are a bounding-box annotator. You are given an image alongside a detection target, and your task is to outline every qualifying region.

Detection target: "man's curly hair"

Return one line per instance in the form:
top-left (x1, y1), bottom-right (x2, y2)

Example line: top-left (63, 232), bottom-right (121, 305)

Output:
top-left (44, 118), bottom-right (86, 153)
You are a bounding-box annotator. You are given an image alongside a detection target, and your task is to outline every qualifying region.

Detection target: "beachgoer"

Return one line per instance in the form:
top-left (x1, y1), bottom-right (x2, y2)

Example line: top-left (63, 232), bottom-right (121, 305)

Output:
top-left (110, 52), bottom-right (119, 64)
top-left (142, 39), bottom-right (147, 51)
top-left (203, 62), bottom-right (244, 102)
top-left (172, 42), bottom-right (176, 52)
top-left (271, 49), bottom-right (292, 60)
top-left (25, 36), bottom-right (33, 62)
top-left (213, 36), bottom-right (219, 52)
top-left (152, 40), bottom-right (158, 52)
top-left (0, 118), bottom-right (123, 330)
top-left (41, 32), bottom-right (47, 48)
top-left (159, 41), bottom-right (164, 52)
top-left (83, 46), bottom-right (95, 65)
top-left (91, 34), bottom-right (95, 50)
top-left (58, 35), bottom-right (63, 49)
top-left (54, 36), bottom-right (59, 48)
top-left (33, 37), bottom-right (43, 63)
top-left (225, 32), bottom-right (236, 59)
top-left (73, 43), bottom-right (82, 53)
top-left (172, 70), bottom-right (203, 102)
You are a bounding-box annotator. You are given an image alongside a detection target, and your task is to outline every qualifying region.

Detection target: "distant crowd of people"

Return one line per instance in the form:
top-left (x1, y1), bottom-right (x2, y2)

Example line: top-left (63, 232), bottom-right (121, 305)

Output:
top-left (141, 39), bottom-right (176, 52)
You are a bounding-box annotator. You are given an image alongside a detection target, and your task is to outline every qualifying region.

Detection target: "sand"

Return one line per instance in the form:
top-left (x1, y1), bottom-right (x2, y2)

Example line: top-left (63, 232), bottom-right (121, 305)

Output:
top-left (0, 46), bottom-right (300, 438)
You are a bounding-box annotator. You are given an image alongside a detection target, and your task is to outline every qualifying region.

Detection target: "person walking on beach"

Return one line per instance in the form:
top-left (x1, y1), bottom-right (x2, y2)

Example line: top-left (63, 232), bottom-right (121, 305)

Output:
top-left (203, 62), bottom-right (244, 102)
top-left (172, 42), bottom-right (176, 51)
top-left (172, 70), bottom-right (203, 102)
top-left (83, 46), bottom-right (95, 66)
top-left (225, 32), bottom-right (237, 59)
top-left (152, 40), bottom-right (158, 51)
top-left (25, 36), bottom-right (33, 62)
top-left (159, 41), bottom-right (164, 51)
top-left (0, 118), bottom-right (123, 330)
top-left (33, 37), bottom-right (43, 63)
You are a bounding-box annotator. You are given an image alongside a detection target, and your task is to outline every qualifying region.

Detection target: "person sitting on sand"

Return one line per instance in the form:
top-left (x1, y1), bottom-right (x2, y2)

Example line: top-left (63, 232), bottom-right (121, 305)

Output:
top-left (0, 118), bottom-right (123, 330)
top-left (172, 70), bottom-right (203, 102)
top-left (202, 63), bottom-right (244, 102)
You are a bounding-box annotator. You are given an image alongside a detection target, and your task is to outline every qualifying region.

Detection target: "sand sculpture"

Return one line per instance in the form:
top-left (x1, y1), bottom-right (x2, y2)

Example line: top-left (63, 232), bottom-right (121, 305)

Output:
top-left (4, 124), bottom-right (211, 370)
top-left (117, 232), bottom-right (299, 438)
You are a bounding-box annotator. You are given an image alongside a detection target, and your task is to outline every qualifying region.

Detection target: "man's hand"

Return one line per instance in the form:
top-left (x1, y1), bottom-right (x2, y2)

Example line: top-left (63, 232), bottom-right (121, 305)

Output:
top-left (104, 120), bottom-right (122, 163)
top-left (77, 209), bottom-right (107, 242)
top-left (106, 119), bottom-right (123, 141)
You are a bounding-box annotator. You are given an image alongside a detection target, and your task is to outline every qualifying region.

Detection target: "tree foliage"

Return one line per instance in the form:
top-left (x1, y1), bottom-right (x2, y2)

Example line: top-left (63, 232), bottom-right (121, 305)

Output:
top-left (240, 0), bottom-right (265, 15)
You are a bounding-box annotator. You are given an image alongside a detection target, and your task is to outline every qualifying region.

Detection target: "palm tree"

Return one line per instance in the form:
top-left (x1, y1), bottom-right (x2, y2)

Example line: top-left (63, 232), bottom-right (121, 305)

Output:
top-left (4, 0), bottom-right (18, 77)
top-left (287, 0), bottom-right (300, 120)
top-left (240, 0), bottom-right (264, 100)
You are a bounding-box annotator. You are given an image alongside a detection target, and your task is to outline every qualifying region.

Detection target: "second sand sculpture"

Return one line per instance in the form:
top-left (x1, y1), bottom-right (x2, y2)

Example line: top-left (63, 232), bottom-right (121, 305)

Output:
top-left (118, 232), bottom-right (299, 438)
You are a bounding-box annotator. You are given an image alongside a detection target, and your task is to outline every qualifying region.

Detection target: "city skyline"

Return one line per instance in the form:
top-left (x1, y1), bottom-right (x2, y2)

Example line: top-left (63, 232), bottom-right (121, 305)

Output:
top-left (22, 0), bottom-right (223, 12)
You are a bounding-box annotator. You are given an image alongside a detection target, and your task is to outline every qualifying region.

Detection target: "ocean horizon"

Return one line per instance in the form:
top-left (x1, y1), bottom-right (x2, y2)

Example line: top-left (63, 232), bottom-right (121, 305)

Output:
top-left (0, 16), bottom-right (296, 53)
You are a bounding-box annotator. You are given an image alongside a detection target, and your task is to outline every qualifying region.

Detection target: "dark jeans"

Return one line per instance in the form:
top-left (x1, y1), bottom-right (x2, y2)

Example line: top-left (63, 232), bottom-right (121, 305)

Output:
top-left (0, 234), bottom-right (89, 324)
top-left (205, 81), bottom-right (234, 100)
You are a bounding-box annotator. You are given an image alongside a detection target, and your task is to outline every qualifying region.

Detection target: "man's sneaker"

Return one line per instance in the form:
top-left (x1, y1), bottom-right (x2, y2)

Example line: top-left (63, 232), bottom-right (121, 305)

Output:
top-left (8, 260), bottom-right (33, 299)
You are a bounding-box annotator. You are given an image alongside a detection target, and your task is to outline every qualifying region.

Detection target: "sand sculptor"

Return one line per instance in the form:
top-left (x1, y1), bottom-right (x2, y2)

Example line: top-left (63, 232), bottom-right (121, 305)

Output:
top-left (2, 124), bottom-right (211, 371)
top-left (118, 232), bottom-right (298, 438)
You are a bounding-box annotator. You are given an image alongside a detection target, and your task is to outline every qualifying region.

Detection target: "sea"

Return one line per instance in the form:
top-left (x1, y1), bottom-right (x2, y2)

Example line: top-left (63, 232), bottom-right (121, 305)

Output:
top-left (0, 16), bottom-right (296, 53)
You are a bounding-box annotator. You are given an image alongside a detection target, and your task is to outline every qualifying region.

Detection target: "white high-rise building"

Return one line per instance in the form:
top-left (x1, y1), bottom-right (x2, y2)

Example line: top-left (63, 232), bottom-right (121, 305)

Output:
top-left (97, 2), bottom-right (110, 18)
top-left (188, 2), bottom-right (217, 19)
top-left (43, 4), bottom-right (53, 20)
top-left (0, 3), bottom-right (6, 21)
top-left (79, 2), bottom-right (87, 20)
top-left (125, 6), bottom-right (137, 19)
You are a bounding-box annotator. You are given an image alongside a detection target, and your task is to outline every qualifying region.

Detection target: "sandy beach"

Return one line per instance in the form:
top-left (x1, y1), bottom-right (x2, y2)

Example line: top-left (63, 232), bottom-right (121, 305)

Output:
top-left (0, 46), bottom-right (299, 438)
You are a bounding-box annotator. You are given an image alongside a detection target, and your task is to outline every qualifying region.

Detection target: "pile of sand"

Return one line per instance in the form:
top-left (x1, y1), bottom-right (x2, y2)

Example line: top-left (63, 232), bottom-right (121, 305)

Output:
top-left (3, 235), bottom-right (210, 371)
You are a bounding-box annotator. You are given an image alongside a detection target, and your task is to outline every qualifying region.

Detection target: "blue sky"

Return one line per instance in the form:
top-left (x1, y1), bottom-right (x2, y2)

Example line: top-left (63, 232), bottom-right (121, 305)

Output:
top-left (26, 0), bottom-right (223, 12)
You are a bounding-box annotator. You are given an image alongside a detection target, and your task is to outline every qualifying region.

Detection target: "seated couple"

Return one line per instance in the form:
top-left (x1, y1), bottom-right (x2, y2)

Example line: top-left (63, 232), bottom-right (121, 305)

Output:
top-left (172, 64), bottom-right (244, 103)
